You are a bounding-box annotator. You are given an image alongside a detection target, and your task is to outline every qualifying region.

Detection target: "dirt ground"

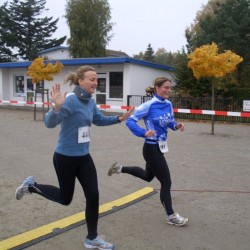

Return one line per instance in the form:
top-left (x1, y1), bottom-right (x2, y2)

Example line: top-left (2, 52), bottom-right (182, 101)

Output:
top-left (0, 107), bottom-right (250, 250)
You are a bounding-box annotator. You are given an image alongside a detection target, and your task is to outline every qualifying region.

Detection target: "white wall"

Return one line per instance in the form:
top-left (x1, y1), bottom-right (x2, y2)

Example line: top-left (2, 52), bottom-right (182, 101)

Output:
top-left (41, 49), bottom-right (71, 60)
top-left (0, 69), bottom-right (2, 100)
top-left (124, 64), bottom-right (175, 97)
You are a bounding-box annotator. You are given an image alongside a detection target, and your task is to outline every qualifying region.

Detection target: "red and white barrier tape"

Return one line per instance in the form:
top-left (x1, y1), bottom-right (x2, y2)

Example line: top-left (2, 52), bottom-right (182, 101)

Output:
top-left (172, 108), bottom-right (250, 118)
top-left (0, 100), bottom-right (250, 118)
top-left (0, 100), bottom-right (51, 106)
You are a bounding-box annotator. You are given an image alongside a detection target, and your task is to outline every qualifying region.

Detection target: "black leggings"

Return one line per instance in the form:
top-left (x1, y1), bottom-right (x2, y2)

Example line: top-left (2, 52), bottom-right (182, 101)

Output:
top-left (31, 152), bottom-right (99, 240)
top-left (122, 143), bottom-right (174, 216)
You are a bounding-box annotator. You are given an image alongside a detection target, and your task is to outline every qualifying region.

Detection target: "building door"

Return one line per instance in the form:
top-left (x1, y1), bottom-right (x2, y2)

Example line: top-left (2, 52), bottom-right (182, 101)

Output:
top-left (94, 73), bottom-right (107, 104)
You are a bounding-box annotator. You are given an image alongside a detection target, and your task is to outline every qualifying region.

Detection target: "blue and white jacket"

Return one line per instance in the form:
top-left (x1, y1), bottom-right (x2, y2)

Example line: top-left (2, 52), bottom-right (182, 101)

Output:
top-left (126, 94), bottom-right (178, 144)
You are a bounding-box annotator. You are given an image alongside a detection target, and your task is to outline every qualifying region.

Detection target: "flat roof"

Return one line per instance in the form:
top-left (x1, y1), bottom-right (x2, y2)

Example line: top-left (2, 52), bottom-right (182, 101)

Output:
top-left (0, 57), bottom-right (175, 71)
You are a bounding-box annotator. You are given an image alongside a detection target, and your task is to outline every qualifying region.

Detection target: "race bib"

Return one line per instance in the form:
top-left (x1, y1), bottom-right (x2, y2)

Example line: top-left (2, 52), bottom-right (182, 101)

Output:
top-left (158, 140), bottom-right (168, 153)
top-left (78, 126), bottom-right (90, 143)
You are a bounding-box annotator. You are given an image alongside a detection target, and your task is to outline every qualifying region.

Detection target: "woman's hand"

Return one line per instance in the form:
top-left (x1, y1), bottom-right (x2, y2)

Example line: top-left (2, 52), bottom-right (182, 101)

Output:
top-left (145, 130), bottom-right (156, 137)
top-left (118, 106), bottom-right (135, 122)
top-left (51, 84), bottom-right (67, 111)
top-left (176, 122), bottom-right (185, 131)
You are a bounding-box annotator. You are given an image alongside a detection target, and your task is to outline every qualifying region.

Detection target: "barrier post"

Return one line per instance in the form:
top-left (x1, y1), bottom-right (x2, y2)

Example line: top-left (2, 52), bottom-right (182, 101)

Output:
top-left (34, 88), bottom-right (49, 121)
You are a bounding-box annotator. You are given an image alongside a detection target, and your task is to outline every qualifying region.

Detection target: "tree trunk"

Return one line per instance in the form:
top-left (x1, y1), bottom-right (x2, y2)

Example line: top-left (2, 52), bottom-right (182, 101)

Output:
top-left (211, 81), bottom-right (215, 135)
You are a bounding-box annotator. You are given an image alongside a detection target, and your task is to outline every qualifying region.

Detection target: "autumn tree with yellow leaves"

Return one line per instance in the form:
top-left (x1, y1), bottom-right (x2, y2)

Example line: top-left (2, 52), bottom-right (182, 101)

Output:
top-left (27, 57), bottom-right (63, 120)
top-left (188, 42), bottom-right (243, 134)
top-left (27, 57), bottom-right (63, 84)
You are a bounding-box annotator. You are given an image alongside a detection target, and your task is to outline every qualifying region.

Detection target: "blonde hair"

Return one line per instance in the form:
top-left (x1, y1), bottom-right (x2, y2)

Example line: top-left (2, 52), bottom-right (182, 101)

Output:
top-left (145, 77), bottom-right (172, 96)
top-left (65, 66), bottom-right (96, 86)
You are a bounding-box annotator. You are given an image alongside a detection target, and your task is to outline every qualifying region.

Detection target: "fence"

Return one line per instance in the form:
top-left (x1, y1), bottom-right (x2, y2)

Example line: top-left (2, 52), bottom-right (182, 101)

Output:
top-left (127, 95), bottom-right (250, 123)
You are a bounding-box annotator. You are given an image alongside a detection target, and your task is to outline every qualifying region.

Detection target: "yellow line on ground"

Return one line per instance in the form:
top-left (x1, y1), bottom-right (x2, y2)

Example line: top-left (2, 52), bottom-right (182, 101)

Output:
top-left (0, 187), bottom-right (154, 250)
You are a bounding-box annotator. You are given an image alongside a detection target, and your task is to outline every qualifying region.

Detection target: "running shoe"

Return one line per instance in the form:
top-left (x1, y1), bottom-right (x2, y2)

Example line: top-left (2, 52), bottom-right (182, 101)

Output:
top-left (15, 176), bottom-right (35, 200)
top-left (107, 162), bottom-right (122, 176)
top-left (84, 236), bottom-right (114, 250)
top-left (166, 212), bottom-right (188, 226)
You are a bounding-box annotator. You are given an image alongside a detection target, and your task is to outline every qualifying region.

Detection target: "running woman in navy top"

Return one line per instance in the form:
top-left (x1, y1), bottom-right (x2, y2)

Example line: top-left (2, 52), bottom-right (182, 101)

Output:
top-left (108, 77), bottom-right (188, 226)
top-left (15, 65), bottom-right (134, 250)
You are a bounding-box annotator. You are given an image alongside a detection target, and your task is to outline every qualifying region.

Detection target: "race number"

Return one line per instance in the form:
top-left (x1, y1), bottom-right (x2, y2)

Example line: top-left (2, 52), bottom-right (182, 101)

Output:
top-left (78, 126), bottom-right (90, 143)
top-left (158, 140), bottom-right (169, 153)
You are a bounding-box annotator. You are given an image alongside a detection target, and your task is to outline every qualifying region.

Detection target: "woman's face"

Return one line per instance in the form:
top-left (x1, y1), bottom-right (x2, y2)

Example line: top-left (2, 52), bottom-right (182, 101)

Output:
top-left (78, 71), bottom-right (98, 94)
top-left (155, 80), bottom-right (172, 99)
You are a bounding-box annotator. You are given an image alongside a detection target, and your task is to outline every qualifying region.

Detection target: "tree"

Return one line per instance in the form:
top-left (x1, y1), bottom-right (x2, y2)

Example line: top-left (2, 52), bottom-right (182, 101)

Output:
top-left (143, 43), bottom-right (155, 62)
top-left (27, 57), bottom-right (63, 120)
top-left (154, 48), bottom-right (175, 66)
top-left (185, 0), bottom-right (250, 86)
top-left (0, 0), bottom-right (66, 62)
top-left (65, 0), bottom-right (113, 58)
top-left (0, 2), bottom-right (15, 62)
top-left (188, 42), bottom-right (243, 134)
top-left (133, 51), bottom-right (144, 60)
top-left (27, 57), bottom-right (63, 83)
top-left (133, 44), bottom-right (155, 62)
top-left (173, 48), bottom-right (211, 97)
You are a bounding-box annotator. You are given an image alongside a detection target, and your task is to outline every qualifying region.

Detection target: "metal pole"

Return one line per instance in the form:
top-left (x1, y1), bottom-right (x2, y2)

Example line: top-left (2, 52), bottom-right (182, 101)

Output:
top-left (34, 89), bottom-right (37, 121)
top-left (211, 81), bottom-right (215, 135)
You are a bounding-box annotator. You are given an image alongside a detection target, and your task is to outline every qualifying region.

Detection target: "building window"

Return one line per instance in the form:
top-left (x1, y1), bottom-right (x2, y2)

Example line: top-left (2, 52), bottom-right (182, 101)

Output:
top-left (36, 80), bottom-right (44, 90)
top-left (14, 76), bottom-right (24, 95)
top-left (97, 78), bottom-right (106, 93)
top-left (27, 79), bottom-right (34, 91)
top-left (109, 72), bottom-right (123, 98)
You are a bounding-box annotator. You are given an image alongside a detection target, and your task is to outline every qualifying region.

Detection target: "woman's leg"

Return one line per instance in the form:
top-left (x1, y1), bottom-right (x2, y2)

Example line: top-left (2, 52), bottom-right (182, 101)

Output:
top-left (30, 152), bottom-right (77, 205)
top-left (121, 163), bottom-right (154, 181)
top-left (121, 144), bottom-right (155, 181)
top-left (143, 144), bottom-right (174, 216)
top-left (76, 154), bottom-right (99, 240)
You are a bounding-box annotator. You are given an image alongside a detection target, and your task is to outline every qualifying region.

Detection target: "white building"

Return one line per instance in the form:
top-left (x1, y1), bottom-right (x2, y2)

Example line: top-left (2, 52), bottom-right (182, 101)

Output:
top-left (0, 46), bottom-right (175, 109)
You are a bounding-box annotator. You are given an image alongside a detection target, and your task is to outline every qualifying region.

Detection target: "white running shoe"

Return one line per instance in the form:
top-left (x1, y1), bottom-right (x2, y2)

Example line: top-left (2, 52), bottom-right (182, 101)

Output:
top-left (15, 176), bottom-right (35, 200)
top-left (107, 162), bottom-right (122, 176)
top-left (84, 236), bottom-right (114, 250)
top-left (166, 212), bottom-right (188, 226)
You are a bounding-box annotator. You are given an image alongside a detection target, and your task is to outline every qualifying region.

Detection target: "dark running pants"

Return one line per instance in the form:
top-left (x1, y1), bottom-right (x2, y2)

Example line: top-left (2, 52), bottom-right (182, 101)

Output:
top-left (121, 143), bottom-right (174, 216)
top-left (31, 152), bottom-right (99, 240)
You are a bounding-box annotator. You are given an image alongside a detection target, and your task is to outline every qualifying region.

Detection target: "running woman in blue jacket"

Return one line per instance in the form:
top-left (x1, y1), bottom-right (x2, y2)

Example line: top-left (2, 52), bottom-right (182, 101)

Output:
top-left (15, 65), bottom-right (134, 250)
top-left (108, 77), bottom-right (188, 226)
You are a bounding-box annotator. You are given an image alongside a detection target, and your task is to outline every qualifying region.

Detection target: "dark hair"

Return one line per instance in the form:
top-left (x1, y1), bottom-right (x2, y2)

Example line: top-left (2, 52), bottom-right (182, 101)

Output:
top-left (65, 66), bottom-right (96, 86)
top-left (145, 77), bottom-right (172, 96)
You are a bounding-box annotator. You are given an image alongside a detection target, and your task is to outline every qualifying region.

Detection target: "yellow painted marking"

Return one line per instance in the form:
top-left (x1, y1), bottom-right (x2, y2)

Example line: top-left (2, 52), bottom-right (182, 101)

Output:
top-left (0, 187), bottom-right (154, 250)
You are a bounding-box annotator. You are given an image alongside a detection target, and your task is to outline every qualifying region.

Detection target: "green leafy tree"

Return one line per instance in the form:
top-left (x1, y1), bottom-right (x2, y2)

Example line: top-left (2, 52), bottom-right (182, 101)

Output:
top-left (154, 48), bottom-right (175, 66)
top-left (143, 43), bottom-right (155, 62)
top-left (0, 43), bottom-right (14, 62)
top-left (133, 51), bottom-right (144, 60)
top-left (0, 2), bottom-right (15, 62)
top-left (65, 0), bottom-right (113, 58)
top-left (0, 0), bottom-right (66, 61)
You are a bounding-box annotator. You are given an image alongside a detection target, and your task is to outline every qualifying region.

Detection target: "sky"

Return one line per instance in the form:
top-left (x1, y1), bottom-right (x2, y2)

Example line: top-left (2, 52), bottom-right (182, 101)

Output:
top-left (1, 0), bottom-right (209, 56)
